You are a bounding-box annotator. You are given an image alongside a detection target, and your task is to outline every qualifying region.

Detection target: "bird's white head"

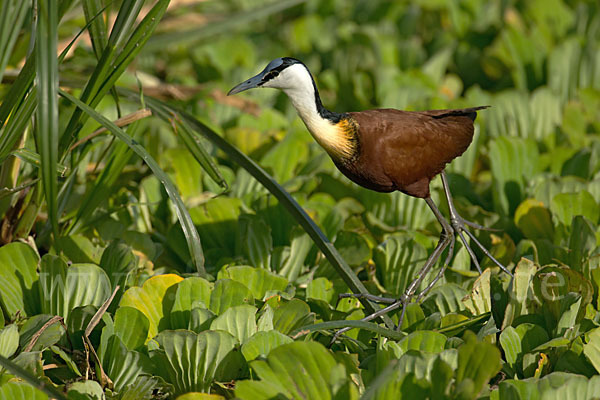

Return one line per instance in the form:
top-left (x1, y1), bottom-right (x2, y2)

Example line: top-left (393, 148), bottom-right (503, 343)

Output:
top-left (228, 57), bottom-right (353, 159)
top-left (228, 57), bottom-right (313, 96)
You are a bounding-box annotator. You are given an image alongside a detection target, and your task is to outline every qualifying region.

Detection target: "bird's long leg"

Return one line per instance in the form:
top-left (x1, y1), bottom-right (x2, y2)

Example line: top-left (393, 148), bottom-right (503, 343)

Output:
top-left (330, 197), bottom-right (454, 344)
top-left (440, 171), bottom-right (513, 277)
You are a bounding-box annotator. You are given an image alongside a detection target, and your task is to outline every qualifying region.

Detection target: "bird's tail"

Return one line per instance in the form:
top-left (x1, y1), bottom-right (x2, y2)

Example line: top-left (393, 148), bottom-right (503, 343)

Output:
top-left (430, 105), bottom-right (490, 121)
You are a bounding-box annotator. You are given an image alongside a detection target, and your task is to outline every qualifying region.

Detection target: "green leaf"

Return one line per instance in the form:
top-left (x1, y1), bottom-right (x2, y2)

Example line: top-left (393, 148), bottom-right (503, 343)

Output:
top-left (0, 324), bottom-right (19, 358)
top-left (273, 299), bottom-right (313, 335)
top-left (54, 234), bottom-right (102, 264)
top-left (514, 199), bottom-right (554, 240)
top-left (0, 242), bottom-right (40, 318)
top-left (60, 0), bottom-right (168, 148)
top-left (0, 382), bottom-right (48, 400)
top-left (261, 130), bottom-right (309, 183)
top-left (190, 197), bottom-right (243, 254)
top-left (551, 191), bottom-right (599, 226)
top-left (235, 214), bottom-right (273, 270)
top-left (67, 380), bottom-right (104, 400)
top-left (210, 305), bottom-right (258, 343)
top-left (306, 277), bottom-right (335, 304)
top-left (278, 230), bottom-right (312, 282)
top-left (373, 233), bottom-right (428, 296)
top-left (396, 330), bottom-right (447, 356)
top-left (154, 329), bottom-right (245, 395)
top-left (217, 266), bottom-right (288, 300)
top-left (533, 266), bottom-right (593, 331)
top-left (164, 147), bottom-right (206, 201)
top-left (538, 373), bottom-right (600, 398)
top-left (113, 306), bottom-right (149, 351)
top-left (454, 332), bottom-right (502, 399)
top-left (235, 341), bottom-right (358, 400)
top-left (19, 314), bottom-right (65, 352)
top-left (99, 240), bottom-right (136, 292)
top-left (38, 255), bottom-right (112, 324)
top-left (119, 274), bottom-right (183, 339)
top-left (0, 354), bottom-right (66, 399)
top-left (567, 216), bottom-right (597, 275)
top-left (170, 117), bottom-right (227, 190)
top-left (489, 137), bottom-right (539, 215)
top-left (502, 258), bottom-right (538, 329)
top-left (35, 0), bottom-right (59, 238)
top-left (102, 334), bottom-right (152, 392)
top-left (118, 375), bottom-right (159, 400)
top-left (422, 283), bottom-right (468, 316)
top-left (500, 323), bottom-right (549, 374)
top-left (170, 277), bottom-right (213, 330)
top-left (462, 268), bottom-right (492, 315)
top-left (333, 230), bottom-right (371, 267)
top-left (209, 279), bottom-right (254, 316)
top-left (583, 327), bottom-right (600, 374)
top-left (241, 330), bottom-right (293, 361)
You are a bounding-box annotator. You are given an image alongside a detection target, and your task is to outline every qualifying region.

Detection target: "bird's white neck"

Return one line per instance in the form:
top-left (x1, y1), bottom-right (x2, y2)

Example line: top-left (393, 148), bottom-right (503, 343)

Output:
top-left (270, 64), bottom-right (349, 158)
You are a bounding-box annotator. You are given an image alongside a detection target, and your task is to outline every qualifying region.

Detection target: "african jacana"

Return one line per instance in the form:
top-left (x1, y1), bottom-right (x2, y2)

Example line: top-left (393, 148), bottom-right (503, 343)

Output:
top-left (229, 57), bottom-right (510, 334)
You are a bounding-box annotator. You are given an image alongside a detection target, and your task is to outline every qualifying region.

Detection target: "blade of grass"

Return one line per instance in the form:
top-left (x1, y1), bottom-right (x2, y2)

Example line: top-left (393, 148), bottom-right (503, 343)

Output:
top-left (145, 0), bottom-right (307, 51)
top-left (155, 108), bottom-right (227, 190)
top-left (82, 0), bottom-right (124, 118)
top-left (0, 53), bottom-right (35, 129)
top-left (60, 0), bottom-right (168, 152)
top-left (0, 0), bottom-right (76, 130)
top-left (0, 0), bottom-right (29, 83)
top-left (81, 0), bottom-right (110, 60)
top-left (129, 93), bottom-right (393, 329)
top-left (11, 148), bottom-right (68, 175)
top-left (59, 89), bottom-right (206, 276)
top-left (0, 354), bottom-right (68, 400)
top-left (67, 121), bottom-right (139, 234)
top-left (0, 88), bottom-right (36, 163)
top-left (35, 0), bottom-right (59, 239)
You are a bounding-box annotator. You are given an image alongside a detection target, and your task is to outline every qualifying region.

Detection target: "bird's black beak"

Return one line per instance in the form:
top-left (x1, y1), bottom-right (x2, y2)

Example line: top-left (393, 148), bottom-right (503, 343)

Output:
top-left (227, 72), bottom-right (265, 96)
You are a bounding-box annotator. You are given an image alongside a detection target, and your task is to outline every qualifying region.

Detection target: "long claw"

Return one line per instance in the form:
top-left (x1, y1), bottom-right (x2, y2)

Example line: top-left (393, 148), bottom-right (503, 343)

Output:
top-left (456, 228), bottom-right (482, 274)
top-left (462, 218), bottom-right (501, 232)
top-left (462, 228), bottom-right (513, 276)
top-left (441, 172), bottom-right (511, 277)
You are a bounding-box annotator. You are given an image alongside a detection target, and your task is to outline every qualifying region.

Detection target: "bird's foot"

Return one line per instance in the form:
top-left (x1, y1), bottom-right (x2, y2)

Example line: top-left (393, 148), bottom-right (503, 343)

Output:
top-left (440, 172), bottom-right (512, 277)
top-left (330, 222), bottom-right (455, 345)
top-left (447, 208), bottom-right (512, 277)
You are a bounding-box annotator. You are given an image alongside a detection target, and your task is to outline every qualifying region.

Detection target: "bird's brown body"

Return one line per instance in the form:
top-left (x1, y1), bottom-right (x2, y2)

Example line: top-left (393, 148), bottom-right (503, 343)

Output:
top-left (334, 107), bottom-right (485, 198)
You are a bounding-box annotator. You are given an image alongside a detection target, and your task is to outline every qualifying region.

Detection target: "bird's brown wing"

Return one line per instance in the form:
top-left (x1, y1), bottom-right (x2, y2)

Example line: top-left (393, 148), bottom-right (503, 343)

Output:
top-left (348, 108), bottom-right (482, 197)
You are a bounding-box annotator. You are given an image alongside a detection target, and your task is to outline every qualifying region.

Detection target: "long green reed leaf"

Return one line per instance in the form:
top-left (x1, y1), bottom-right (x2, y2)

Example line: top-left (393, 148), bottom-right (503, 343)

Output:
top-left (0, 88), bottom-right (36, 163)
top-left (59, 89), bottom-right (206, 276)
top-left (82, 0), bottom-right (109, 59)
top-left (60, 0), bottom-right (168, 151)
top-left (67, 122), bottom-right (137, 234)
top-left (132, 93), bottom-right (393, 328)
top-left (35, 0), bottom-right (59, 238)
top-left (151, 106), bottom-right (227, 189)
top-left (0, 0), bottom-right (29, 83)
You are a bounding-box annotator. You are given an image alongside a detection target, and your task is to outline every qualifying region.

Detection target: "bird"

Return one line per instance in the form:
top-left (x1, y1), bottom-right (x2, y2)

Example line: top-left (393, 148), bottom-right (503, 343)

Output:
top-left (228, 57), bottom-right (510, 336)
